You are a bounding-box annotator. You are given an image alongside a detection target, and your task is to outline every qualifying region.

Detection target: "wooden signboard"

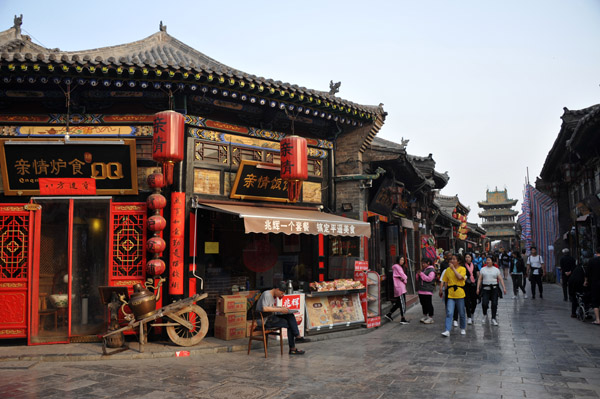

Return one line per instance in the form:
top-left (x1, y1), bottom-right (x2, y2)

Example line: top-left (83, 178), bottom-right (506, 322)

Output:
top-left (230, 160), bottom-right (292, 202)
top-left (0, 138), bottom-right (138, 196)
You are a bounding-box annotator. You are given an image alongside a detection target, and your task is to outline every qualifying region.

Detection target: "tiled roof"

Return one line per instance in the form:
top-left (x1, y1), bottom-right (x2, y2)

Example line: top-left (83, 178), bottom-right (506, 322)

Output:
top-left (0, 22), bottom-right (385, 121)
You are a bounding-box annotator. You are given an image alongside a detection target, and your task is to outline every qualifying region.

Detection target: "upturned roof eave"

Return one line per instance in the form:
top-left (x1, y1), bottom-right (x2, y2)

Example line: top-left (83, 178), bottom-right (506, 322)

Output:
top-left (0, 23), bottom-right (385, 119)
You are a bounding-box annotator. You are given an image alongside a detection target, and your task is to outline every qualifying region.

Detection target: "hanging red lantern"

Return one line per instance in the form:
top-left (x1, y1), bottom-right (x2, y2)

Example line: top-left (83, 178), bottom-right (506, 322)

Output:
top-left (147, 173), bottom-right (165, 189)
top-left (148, 215), bottom-right (167, 232)
top-left (280, 135), bottom-right (308, 202)
top-left (147, 193), bottom-right (167, 210)
top-left (153, 111), bottom-right (185, 185)
top-left (146, 258), bottom-right (166, 276)
top-left (147, 236), bottom-right (166, 253)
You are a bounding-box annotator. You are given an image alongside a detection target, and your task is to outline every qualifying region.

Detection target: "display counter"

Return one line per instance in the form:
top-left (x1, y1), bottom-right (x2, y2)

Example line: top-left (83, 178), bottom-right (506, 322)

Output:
top-left (304, 288), bottom-right (365, 334)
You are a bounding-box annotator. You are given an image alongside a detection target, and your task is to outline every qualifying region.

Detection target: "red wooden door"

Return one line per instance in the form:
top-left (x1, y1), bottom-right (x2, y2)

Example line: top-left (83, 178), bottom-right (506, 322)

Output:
top-left (0, 204), bottom-right (39, 339)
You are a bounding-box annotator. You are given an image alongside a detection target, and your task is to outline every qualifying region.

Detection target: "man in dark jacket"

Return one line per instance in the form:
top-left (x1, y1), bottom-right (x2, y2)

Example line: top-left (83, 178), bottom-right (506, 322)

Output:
top-left (568, 261), bottom-right (587, 318)
top-left (560, 248), bottom-right (577, 301)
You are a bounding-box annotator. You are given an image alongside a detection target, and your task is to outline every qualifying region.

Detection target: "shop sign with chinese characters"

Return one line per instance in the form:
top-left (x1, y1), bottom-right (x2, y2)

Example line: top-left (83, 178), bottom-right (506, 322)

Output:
top-left (276, 294), bottom-right (305, 339)
top-left (230, 160), bottom-right (291, 202)
top-left (0, 139), bottom-right (138, 195)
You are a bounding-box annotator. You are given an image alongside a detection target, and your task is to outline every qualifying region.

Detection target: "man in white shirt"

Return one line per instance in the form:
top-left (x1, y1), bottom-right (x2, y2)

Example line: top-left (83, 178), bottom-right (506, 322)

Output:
top-left (526, 246), bottom-right (545, 299)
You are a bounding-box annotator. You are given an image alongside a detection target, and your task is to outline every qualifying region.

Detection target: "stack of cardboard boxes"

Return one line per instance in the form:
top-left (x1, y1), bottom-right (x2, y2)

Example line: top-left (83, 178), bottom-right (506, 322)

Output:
top-left (214, 294), bottom-right (247, 340)
top-left (214, 291), bottom-right (262, 340)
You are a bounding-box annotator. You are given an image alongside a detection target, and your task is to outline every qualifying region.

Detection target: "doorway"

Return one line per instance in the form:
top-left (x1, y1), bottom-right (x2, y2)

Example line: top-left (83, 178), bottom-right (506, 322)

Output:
top-left (30, 198), bottom-right (109, 344)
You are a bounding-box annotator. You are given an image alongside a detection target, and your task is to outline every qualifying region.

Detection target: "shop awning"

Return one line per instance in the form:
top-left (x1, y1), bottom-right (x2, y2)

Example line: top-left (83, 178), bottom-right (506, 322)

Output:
top-left (196, 202), bottom-right (371, 237)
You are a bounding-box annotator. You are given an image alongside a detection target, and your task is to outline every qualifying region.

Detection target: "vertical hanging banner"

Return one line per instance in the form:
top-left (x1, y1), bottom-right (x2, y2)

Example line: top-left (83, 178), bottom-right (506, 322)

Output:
top-left (169, 192), bottom-right (185, 295)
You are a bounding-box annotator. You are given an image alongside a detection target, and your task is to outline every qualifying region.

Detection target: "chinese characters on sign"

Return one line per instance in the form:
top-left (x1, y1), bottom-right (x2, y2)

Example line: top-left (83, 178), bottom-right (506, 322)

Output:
top-left (0, 139), bottom-right (138, 195)
top-left (39, 178), bottom-right (96, 195)
top-left (169, 192), bottom-right (185, 295)
top-left (262, 219), bottom-right (356, 235)
top-left (230, 160), bottom-right (292, 202)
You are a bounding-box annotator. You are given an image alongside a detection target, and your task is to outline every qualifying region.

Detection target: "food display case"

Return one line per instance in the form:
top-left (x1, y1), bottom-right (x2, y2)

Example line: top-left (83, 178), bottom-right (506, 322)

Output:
top-left (354, 270), bottom-right (381, 328)
top-left (304, 279), bottom-right (365, 334)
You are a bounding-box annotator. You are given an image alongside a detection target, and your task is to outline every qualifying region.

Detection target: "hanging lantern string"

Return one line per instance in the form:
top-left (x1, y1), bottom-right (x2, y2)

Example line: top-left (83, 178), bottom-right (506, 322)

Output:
top-left (57, 82), bottom-right (78, 138)
top-left (283, 107), bottom-right (301, 136)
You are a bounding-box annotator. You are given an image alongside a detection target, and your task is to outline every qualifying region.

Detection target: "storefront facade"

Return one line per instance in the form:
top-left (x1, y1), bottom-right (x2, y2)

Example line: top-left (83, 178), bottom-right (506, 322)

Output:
top-left (0, 18), bottom-right (385, 343)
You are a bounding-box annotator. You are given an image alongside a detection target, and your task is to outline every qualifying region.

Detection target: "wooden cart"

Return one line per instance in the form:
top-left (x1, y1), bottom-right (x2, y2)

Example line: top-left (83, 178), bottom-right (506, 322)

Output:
top-left (102, 293), bottom-right (209, 355)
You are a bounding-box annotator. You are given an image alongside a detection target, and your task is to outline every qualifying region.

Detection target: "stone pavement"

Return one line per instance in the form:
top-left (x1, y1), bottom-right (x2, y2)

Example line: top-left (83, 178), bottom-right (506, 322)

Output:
top-left (0, 280), bottom-right (599, 398)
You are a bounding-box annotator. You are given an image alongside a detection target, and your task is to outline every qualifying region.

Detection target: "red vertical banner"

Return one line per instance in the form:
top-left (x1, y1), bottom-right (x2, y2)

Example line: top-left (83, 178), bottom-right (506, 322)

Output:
top-left (169, 192), bottom-right (185, 295)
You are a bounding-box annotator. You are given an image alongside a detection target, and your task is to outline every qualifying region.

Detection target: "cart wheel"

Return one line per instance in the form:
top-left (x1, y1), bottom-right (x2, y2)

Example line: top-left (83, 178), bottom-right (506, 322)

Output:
top-left (166, 304), bottom-right (209, 346)
top-left (576, 305), bottom-right (585, 321)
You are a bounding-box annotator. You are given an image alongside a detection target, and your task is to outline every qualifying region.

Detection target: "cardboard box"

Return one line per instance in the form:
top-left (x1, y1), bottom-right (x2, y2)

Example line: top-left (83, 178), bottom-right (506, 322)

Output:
top-left (214, 323), bottom-right (246, 340)
top-left (215, 312), bottom-right (246, 327)
top-left (217, 295), bottom-right (247, 314)
top-left (214, 311), bottom-right (247, 340)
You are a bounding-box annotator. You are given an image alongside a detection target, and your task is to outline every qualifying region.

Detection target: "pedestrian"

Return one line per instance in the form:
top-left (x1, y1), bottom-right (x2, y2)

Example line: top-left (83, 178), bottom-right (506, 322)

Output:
top-left (439, 251), bottom-right (451, 274)
top-left (473, 251), bottom-right (484, 270)
top-left (463, 253), bottom-right (479, 325)
top-left (521, 248), bottom-right (528, 292)
top-left (585, 249), bottom-right (600, 325)
top-left (526, 246), bottom-right (545, 299)
top-left (510, 251), bottom-right (527, 299)
top-left (499, 247), bottom-right (510, 280)
top-left (416, 258), bottom-right (436, 324)
top-left (439, 264), bottom-right (459, 327)
top-left (559, 248), bottom-right (576, 302)
top-left (440, 254), bottom-right (467, 337)
top-left (476, 256), bottom-right (507, 325)
top-left (385, 256), bottom-right (410, 324)
top-left (568, 261), bottom-right (587, 318)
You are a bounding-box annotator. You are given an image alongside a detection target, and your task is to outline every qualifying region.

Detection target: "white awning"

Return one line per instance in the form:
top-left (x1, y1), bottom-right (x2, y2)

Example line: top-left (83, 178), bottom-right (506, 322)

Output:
top-left (196, 202), bottom-right (371, 237)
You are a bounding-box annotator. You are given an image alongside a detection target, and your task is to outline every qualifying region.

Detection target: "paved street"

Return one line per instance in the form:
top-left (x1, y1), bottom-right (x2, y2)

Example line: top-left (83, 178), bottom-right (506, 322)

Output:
top-left (1, 280), bottom-right (599, 399)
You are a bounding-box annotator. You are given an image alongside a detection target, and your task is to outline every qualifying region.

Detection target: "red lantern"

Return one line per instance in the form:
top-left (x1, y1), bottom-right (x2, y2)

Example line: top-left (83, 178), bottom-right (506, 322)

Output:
top-left (147, 193), bottom-right (167, 210)
top-left (148, 215), bottom-right (167, 232)
top-left (280, 135), bottom-right (308, 202)
top-left (146, 258), bottom-right (166, 276)
top-left (147, 236), bottom-right (166, 253)
top-left (147, 173), bottom-right (165, 189)
top-left (153, 111), bottom-right (185, 185)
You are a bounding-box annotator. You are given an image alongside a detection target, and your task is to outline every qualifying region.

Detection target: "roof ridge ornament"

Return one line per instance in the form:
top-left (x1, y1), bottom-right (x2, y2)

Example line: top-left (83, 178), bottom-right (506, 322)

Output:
top-left (159, 21), bottom-right (167, 32)
top-left (13, 14), bottom-right (23, 38)
top-left (329, 80), bottom-right (340, 96)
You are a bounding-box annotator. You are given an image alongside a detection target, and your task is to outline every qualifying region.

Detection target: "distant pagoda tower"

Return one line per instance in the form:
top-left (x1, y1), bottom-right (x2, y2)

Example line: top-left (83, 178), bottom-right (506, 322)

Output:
top-left (478, 188), bottom-right (519, 248)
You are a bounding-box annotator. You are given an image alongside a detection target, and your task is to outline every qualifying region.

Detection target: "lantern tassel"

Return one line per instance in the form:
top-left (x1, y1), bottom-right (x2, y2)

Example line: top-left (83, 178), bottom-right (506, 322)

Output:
top-left (288, 181), bottom-right (302, 202)
top-left (163, 162), bottom-right (174, 186)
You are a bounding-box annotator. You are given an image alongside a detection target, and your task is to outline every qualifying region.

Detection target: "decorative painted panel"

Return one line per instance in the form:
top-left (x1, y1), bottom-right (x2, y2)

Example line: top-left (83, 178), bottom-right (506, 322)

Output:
top-left (194, 169), bottom-right (221, 195)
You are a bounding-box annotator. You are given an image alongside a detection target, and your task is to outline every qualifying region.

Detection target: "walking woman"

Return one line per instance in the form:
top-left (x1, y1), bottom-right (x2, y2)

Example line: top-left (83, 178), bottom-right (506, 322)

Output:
top-left (463, 253), bottom-right (479, 325)
top-left (476, 256), bottom-right (507, 325)
top-left (416, 258), bottom-right (436, 324)
top-left (385, 256), bottom-right (410, 324)
top-left (441, 254), bottom-right (467, 337)
top-left (510, 251), bottom-right (527, 299)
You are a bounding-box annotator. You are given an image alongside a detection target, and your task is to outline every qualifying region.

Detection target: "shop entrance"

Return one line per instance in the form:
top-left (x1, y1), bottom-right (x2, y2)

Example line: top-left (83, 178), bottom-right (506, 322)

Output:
top-left (30, 198), bottom-right (110, 344)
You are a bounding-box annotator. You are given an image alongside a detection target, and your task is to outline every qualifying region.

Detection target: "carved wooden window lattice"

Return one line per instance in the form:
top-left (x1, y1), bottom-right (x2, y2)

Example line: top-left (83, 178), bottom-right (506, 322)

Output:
top-left (195, 141), bottom-right (228, 164)
top-left (0, 214), bottom-right (29, 279)
top-left (110, 211), bottom-right (146, 278)
top-left (232, 146), bottom-right (262, 165)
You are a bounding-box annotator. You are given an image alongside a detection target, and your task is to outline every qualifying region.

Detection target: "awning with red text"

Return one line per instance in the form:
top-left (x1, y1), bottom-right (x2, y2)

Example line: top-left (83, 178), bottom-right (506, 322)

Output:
top-left (196, 202), bottom-right (371, 238)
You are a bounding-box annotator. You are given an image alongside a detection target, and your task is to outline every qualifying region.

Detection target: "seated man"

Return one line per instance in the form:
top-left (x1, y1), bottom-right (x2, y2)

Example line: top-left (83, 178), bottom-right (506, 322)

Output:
top-left (256, 281), bottom-right (306, 355)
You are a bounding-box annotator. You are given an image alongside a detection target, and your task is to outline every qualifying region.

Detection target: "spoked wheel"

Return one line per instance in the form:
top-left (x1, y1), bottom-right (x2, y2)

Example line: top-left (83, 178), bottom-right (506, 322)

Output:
top-left (576, 304), bottom-right (585, 321)
top-left (166, 304), bottom-right (209, 346)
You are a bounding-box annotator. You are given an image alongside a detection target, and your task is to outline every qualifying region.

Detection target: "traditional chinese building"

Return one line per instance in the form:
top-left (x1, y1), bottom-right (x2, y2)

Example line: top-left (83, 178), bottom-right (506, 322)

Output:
top-left (363, 138), bottom-right (448, 298)
top-left (478, 188), bottom-right (519, 249)
top-left (433, 193), bottom-right (471, 253)
top-left (537, 105), bottom-right (600, 265)
top-left (0, 17), bottom-right (385, 344)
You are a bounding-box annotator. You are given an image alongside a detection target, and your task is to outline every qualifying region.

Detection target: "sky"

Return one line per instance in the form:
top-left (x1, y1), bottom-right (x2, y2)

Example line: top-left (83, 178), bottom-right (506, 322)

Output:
top-left (2, 0), bottom-right (599, 224)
